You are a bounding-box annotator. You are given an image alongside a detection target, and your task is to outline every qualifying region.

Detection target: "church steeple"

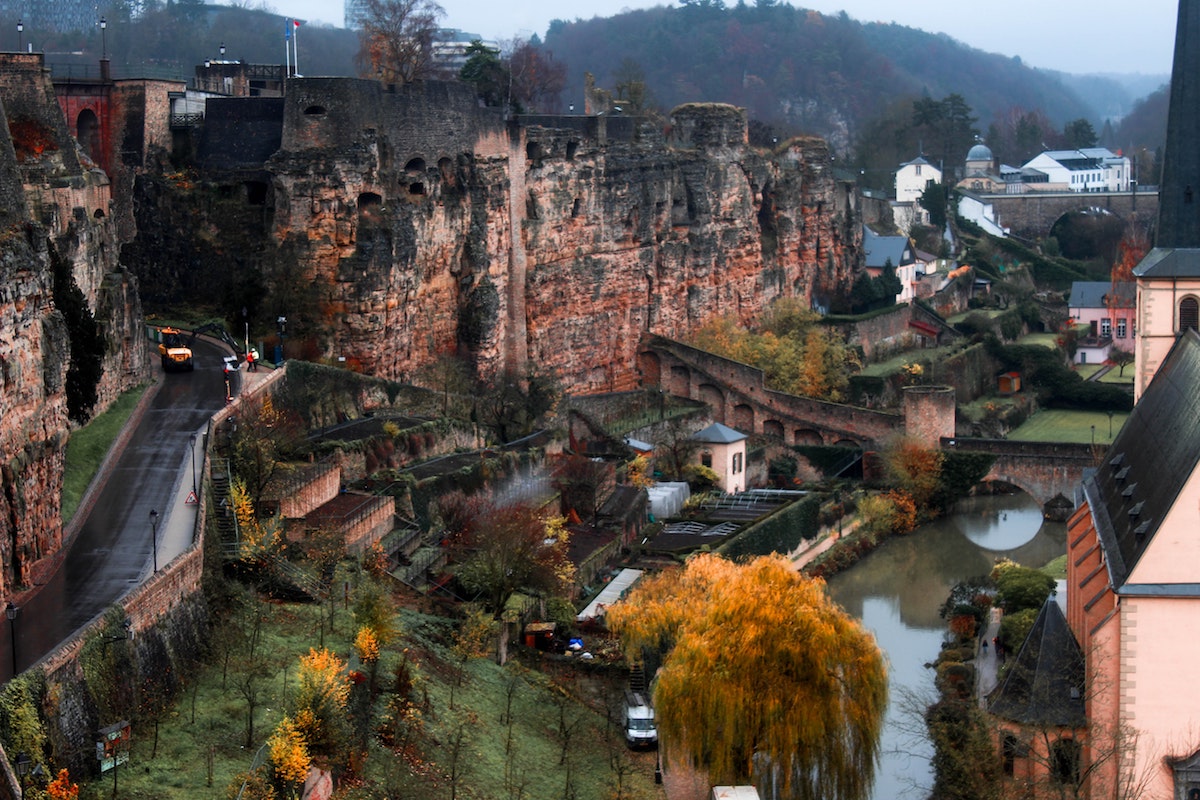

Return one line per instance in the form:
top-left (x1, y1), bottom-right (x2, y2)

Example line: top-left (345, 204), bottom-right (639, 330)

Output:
top-left (1157, 0), bottom-right (1200, 247)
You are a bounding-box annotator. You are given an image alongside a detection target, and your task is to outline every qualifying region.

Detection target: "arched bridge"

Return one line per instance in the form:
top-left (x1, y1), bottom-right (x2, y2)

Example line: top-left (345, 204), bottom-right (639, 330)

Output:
top-left (980, 189), bottom-right (1157, 240)
top-left (639, 335), bottom-right (902, 447)
top-left (942, 437), bottom-right (1104, 514)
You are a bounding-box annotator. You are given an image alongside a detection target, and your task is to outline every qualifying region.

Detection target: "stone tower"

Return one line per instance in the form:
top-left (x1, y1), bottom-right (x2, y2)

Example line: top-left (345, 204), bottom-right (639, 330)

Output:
top-left (1133, 0), bottom-right (1200, 399)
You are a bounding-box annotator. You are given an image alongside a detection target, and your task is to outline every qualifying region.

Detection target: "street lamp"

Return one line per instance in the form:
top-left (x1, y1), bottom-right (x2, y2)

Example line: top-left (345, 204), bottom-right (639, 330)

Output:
top-left (15, 752), bottom-right (30, 794)
top-left (99, 17), bottom-right (106, 60)
top-left (219, 42), bottom-right (226, 59)
top-left (5, 602), bottom-right (17, 677)
top-left (188, 432), bottom-right (198, 497)
top-left (16, 20), bottom-right (22, 52)
top-left (149, 509), bottom-right (159, 573)
top-left (276, 315), bottom-right (287, 365)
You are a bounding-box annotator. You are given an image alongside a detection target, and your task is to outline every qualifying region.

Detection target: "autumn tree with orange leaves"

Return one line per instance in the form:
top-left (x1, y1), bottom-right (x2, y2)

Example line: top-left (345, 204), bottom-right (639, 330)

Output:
top-left (607, 553), bottom-right (887, 800)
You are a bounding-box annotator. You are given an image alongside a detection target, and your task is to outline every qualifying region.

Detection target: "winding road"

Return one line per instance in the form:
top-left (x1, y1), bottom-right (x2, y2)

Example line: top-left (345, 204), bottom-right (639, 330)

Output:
top-left (3, 339), bottom-right (236, 679)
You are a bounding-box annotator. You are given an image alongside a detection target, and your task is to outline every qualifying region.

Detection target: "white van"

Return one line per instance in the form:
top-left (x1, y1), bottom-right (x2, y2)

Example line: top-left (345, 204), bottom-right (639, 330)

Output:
top-left (623, 691), bottom-right (658, 748)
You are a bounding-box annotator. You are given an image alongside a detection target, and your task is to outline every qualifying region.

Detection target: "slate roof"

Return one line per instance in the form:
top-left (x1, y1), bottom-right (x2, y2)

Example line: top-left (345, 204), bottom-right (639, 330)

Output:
top-left (691, 422), bottom-right (747, 444)
top-left (988, 598), bottom-right (1086, 727)
top-left (1067, 281), bottom-right (1135, 309)
top-left (862, 225), bottom-right (914, 268)
top-left (1132, 247), bottom-right (1200, 278)
top-left (1081, 329), bottom-right (1200, 592)
top-left (1156, 0), bottom-right (1200, 249)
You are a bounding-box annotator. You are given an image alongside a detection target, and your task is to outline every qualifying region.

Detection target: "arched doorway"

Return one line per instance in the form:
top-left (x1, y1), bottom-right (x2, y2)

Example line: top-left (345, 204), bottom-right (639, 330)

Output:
top-left (76, 108), bottom-right (100, 164)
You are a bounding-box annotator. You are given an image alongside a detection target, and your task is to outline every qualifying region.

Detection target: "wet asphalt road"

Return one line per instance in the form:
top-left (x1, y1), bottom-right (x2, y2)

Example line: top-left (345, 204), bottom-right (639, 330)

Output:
top-left (4, 340), bottom-right (234, 679)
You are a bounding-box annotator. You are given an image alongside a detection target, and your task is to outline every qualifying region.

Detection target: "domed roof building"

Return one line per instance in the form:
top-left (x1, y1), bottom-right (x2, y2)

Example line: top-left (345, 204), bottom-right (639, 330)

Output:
top-left (965, 142), bottom-right (994, 175)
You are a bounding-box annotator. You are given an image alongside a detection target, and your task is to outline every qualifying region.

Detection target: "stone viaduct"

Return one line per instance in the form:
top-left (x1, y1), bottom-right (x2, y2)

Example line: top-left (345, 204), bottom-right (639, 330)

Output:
top-left (639, 334), bottom-right (1100, 514)
top-left (639, 335), bottom-right (903, 447)
top-left (981, 189), bottom-right (1158, 240)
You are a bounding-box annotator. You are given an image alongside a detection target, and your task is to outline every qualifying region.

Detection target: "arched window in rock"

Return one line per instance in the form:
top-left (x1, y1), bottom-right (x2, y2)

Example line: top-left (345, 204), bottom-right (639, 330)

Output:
top-left (1181, 296), bottom-right (1200, 332)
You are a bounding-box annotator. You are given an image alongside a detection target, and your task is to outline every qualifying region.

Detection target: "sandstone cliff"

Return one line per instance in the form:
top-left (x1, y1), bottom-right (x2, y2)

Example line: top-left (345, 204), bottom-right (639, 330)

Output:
top-left (132, 79), bottom-right (862, 394)
top-left (0, 55), bottom-right (147, 595)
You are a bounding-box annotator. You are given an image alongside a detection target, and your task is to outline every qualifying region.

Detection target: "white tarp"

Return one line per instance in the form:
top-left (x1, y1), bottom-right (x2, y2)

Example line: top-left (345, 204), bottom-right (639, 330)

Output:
top-left (577, 568), bottom-right (644, 622)
top-left (646, 481), bottom-right (690, 520)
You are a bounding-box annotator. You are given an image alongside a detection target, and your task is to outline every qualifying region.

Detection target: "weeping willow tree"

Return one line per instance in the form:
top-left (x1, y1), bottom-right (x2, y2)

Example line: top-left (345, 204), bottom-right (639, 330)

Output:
top-left (607, 553), bottom-right (887, 800)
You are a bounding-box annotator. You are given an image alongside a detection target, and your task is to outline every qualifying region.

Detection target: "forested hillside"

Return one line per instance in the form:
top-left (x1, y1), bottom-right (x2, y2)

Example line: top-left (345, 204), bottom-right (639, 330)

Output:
top-left (543, 4), bottom-right (1094, 153)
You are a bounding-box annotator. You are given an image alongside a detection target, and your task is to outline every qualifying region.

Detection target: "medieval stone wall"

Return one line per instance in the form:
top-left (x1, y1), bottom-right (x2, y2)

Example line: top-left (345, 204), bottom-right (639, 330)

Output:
top-left (118, 79), bottom-right (862, 396)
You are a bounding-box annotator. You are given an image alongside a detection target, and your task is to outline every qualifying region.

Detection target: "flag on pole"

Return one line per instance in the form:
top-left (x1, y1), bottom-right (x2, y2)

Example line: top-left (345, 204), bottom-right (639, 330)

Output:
top-left (293, 19), bottom-right (301, 76)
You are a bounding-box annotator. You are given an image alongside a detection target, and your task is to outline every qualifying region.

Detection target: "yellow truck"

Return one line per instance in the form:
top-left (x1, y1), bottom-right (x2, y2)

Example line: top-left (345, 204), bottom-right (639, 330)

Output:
top-left (158, 327), bottom-right (194, 371)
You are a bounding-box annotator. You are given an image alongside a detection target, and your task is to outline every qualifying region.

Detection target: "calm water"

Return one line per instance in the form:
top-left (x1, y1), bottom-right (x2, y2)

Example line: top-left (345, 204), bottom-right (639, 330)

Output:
top-left (825, 493), bottom-right (1066, 800)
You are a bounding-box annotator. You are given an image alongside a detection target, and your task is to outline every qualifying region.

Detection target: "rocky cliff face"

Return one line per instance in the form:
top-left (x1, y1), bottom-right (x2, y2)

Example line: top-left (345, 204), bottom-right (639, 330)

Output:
top-left (0, 54), bottom-right (147, 595)
top-left (128, 79), bottom-right (862, 394)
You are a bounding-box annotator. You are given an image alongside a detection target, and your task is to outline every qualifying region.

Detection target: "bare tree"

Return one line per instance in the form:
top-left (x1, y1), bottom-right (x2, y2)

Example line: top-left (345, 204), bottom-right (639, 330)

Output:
top-left (355, 0), bottom-right (444, 85)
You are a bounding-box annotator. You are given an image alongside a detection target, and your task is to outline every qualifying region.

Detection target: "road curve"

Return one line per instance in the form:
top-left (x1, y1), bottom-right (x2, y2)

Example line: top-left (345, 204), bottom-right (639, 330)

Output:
top-left (4, 339), bottom-right (234, 679)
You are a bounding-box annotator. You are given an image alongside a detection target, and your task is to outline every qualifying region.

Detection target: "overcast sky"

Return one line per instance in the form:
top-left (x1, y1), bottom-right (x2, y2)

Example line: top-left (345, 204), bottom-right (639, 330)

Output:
top-left (274, 0), bottom-right (1178, 76)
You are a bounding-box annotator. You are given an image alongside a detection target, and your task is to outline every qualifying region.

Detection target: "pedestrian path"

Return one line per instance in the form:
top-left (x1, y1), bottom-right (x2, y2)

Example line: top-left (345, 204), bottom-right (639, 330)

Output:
top-left (788, 516), bottom-right (860, 571)
top-left (976, 607), bottom-right (1003, 705)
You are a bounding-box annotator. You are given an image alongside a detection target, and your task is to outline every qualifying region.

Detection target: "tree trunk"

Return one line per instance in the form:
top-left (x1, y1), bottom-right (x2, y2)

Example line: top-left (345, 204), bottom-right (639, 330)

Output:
top-left (496, 620), bottom-right (509, 666)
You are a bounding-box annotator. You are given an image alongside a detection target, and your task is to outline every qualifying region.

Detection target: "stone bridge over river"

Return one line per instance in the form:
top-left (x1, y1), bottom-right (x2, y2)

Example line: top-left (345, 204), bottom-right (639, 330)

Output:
top-left (639, 335), bottom-right (1100, 515)
top-left (941, 437), bottom-right (1103, 514)
top-left (978, 189), bottom-right (1157, 240)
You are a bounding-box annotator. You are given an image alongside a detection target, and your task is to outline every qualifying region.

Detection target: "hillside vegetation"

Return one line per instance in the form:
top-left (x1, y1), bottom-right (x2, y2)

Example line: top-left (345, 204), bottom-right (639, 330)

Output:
top-left (544, 4), bottom-right (1095, 149)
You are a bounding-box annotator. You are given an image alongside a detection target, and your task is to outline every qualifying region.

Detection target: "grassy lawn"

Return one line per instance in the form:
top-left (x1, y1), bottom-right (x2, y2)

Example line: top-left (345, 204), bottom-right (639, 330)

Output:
top-left (62, 384), bottom-right (151, 524)
top-left (1073, 364), bottom-right (1104, 380)
top-left (79, 583), bottom-right (658, 800)
top-left (1099, 367), bottom-right (1135, 384)
top-left (945, 308), bottom-right (1005, 324)
top-left (1008, 409), bottom-right (1129, 444)
top-left (860, 342), bottom-right (963, 378)
top-left (1015, 332), bottom-right (1061, 350)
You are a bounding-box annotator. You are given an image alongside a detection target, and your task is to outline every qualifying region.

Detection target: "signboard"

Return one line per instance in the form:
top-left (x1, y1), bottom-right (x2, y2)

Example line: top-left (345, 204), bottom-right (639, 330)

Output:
top-left (96, 720), bottom-right (131, 773)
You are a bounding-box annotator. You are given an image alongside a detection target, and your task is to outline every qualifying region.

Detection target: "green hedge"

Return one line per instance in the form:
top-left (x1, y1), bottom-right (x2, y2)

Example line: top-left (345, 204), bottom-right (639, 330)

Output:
top-left (718, 495), bottom-right (820, 560)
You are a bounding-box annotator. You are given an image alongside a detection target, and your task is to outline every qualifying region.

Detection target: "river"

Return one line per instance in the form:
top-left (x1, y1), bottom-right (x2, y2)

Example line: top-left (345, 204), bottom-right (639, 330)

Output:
top-left (825, 493), bottom-right (1066, 800)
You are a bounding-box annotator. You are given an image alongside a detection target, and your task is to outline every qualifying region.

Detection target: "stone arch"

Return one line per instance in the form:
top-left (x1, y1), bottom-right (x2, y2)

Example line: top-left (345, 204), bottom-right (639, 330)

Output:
top-left (303, 105), bottom-right (327, 116)
top-left (762, 419), bottom-right (784, 439)
top-left (638, 351), bottom-right (662, 387)
top-left (669, 365), bottom-right (690, 396)
top-left (1047, 207), bottom-right (1125, 261)
top-left (403, 159), bottom-right (426, 195)
top-left (1181, 295), bottom-right (1199, 332)
top-left (244, 180), bottom-right (268, 205)
top-left (358, 191), bottom-right (383, 223)
top-left (698, 383), bottom-right (724, 420)
top-left (832, 438), bottom-right (860, 448)
top-left (794, 428), bottom-right (822, 445)
top-left (438, 157), bottom-right (454, 185)
top-left (732, 403), bottom-right (754, 432)
top-left (76, 108), bottom-right (100, 162)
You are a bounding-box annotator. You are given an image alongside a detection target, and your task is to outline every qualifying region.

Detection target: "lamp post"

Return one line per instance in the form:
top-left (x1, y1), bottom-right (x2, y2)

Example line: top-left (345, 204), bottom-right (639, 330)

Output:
top-left (5, 602), bottom-right (17, 677)
top-left (16, 20), bottom-right (22, 52)
top-left (15, 752), bottom-right (30, 794)
top-left (189, 432), bottom-right (198, 497)
top-left (99, 17), bottom-right (106, 60)
top-left (219, 42), bottom-right (226, 59)
top-left (149, 509), bottom-right (159, 573)
top-left (276, 316), bottom-right (287, 365)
